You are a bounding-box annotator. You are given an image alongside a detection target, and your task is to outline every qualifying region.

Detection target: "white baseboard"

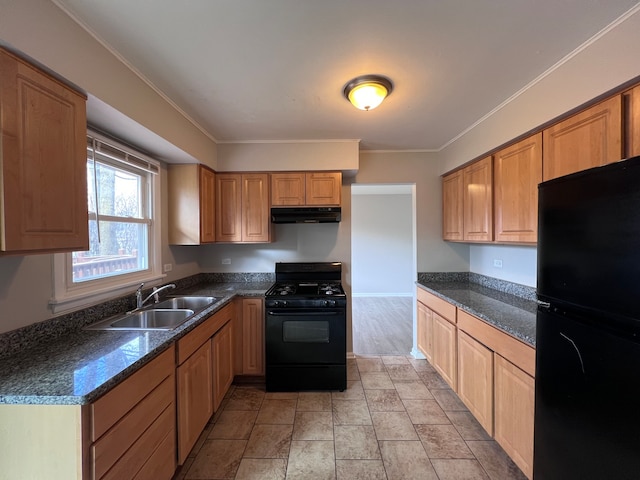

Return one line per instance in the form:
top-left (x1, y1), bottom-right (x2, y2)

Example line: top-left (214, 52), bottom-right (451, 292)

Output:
top-left (351, 292), bottom-right (413, 297)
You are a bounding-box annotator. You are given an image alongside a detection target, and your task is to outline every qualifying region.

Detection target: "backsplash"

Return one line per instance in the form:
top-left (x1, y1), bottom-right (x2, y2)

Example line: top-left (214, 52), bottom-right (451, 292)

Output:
top-left (0, 272), bottom-right (274, 361)
top-left (418, 272), bottom-right (537, 302)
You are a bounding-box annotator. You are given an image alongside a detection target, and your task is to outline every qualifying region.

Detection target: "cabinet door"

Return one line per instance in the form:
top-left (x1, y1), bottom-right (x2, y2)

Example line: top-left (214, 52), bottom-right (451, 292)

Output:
top-left (493, 134), bottom-right (542, 244)
top-left (212, 321), bottom-right (234, 411)
top-left (442, 170), bottom-right (464, 241)
top-left (416, 301), bottom-right (432, 361)
top-left (177, 341), bottom-right (213, 464)
top-left (0, 48), bottom-right (88, 253)
top-left (242, 173), bottom-right (270, 242)
top-left (271, 173), bottom-right (305, 206)
top-left (494, 354), bottom-right (534, 480)
top-left (463, 156), bottom-right (493, 242)
top-left (431, 313), bottom-right (457, 390)
top-left (199, 166), bottom-right (216, 243)
top-left (543, 95), bottom-right (622, 181)
top-left (624, 85), bottom-right (640, 157)
top-left (457, 330), bottom-right (493, 435)
top-left (216, 173), bottom-right (242, 242)
top-left (305, 172), bottom-right (341, 206)
top-left (242, 298), bottom-right (265, 375)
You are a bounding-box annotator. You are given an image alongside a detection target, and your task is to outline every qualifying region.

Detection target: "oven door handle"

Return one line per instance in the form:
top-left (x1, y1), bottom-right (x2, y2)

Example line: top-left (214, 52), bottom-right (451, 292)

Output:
top-left (267, 310), bottom-right (342, 316)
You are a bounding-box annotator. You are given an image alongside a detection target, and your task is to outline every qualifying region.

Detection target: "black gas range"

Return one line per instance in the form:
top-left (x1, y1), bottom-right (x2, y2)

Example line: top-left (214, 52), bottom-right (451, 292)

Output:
top-left (264, 262), bottom-right (347, 391)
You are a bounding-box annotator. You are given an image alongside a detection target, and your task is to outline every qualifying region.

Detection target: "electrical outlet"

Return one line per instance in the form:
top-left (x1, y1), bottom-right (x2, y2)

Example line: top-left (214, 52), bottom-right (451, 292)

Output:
top-left (493, 259), bottom-right (503, 268)
top-left (163, 263), bottom-right (173, 272)
top-left (222, 258), bottom-right (231, 265)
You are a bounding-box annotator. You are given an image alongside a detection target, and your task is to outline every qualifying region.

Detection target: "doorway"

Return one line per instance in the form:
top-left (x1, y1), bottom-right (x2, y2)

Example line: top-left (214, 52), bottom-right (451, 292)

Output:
top-left (351, 184), bottom-right (417, 355)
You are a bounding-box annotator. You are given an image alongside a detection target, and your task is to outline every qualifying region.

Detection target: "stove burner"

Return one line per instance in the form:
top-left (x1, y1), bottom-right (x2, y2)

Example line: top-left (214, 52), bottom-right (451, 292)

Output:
top-left (272, 283), bottom-right (296, 295)
top-left (319, 283), bottom-right (342, 295)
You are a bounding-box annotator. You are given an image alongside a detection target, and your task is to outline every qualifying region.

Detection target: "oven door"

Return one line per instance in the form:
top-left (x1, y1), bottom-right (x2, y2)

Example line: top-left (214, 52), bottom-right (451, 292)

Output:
top-left (265, 308), bottom-right (346, 365)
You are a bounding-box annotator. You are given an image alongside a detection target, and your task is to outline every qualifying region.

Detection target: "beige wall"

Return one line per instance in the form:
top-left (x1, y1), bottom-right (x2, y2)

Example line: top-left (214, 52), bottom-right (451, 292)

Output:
top-left (0, 0), bottom-right (217, 167)
top-left (217, 141), bottom-right (359, 172)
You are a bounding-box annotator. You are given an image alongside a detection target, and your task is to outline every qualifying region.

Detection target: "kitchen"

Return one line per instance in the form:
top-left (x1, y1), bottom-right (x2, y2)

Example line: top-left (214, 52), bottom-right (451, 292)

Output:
top-left (1, 1), bottom-right (640, 479)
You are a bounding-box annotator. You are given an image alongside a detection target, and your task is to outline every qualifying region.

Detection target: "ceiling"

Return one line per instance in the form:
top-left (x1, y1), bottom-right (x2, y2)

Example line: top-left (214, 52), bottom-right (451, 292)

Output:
top-left (54, 0), bottom-right (640, 151)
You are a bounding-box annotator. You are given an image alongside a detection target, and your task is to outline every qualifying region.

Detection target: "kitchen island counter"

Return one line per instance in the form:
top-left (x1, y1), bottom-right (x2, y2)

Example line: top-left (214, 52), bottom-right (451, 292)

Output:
top-left (417, 279), bottom-right (537, 347)
top-left (0, 281), bottom-right (270, 405)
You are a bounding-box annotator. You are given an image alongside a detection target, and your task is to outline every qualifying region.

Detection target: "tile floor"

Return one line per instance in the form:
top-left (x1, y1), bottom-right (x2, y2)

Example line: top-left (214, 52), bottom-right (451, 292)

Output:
top-left (172, 355), bottom-right (527, 480)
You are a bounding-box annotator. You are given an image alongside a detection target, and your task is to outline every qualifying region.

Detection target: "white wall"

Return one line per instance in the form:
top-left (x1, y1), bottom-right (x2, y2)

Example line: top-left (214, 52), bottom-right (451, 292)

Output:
top-left (469, 245), bottom-right (537, 287)
top-left (351, 187), bottom-right (414, 295)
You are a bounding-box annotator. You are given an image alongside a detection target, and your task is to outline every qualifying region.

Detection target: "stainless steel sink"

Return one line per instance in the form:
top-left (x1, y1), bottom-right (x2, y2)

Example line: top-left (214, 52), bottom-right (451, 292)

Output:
top-left (107, 309), bottom-right (195, 330)
top-left (153, 296), bottom-right (219, 311)
top-left (86, 295), bottom-right (219, 331)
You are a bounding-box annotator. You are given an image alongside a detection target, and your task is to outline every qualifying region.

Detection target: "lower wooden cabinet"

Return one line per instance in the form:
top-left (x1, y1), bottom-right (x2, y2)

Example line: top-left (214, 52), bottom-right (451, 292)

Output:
top-left (234, 297), bottom-right (265, 376)
top-left (457, 330), bottom-right (493, 435)
top-left (494, 354), bottom-right (535, 480)
top-left (176, 340), bottom-right (214, 465)
top-left (416, 299), bottom-right (432, 362)
top-left (431, 312), bottom-right (457, 390)
top-left (212, 320), bottom-right (234, 411)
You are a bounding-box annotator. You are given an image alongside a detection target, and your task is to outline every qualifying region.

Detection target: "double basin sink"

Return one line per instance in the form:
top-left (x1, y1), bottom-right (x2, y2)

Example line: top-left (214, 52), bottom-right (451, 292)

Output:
top-left (86, 296), bottom-right (219, 331)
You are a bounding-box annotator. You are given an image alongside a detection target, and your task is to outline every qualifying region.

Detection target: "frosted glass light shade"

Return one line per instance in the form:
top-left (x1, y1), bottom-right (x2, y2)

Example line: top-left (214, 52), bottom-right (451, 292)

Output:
top-left (343, 75), bottom-right (393, 111)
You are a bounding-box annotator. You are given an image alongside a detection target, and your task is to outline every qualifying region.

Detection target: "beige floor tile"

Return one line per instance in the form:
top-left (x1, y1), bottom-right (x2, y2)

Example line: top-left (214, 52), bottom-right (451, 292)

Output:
top-left (356, 357), bottom-right (386, 373)
top-left (333, 399), bottom-right (372, 425)
top-left (365, 389), bottom-right (405, 412)
top-left (446, 410), bottom-right (492, 440)
top-left (431, 388), bottom-right (468, 411)
top-left (408, 358), bottom-right (436, 373)
top-left (225, 386), bottom-right (266, 411)
top-left (286, 440), bottom-right (336, 480)
top-left (297, 391), bottom-right (332, 411)
top-left (188, 423), bottom-right (213, 458)
top-left (347, 362), bottom-right (361, 381)
top-left (293, 411), bottom-right (334, 440)
top-left (209, 410), bottom-right (258, 439)
top-left (184, 439), bottom-right (246, 479)
top-left (244, 424), bottom-right (293, 458)
top-left (265, 391), bottom-right (299, 399)
top-left (430, 459), bottom-right (490, 480)
top-left (361, 372), bottom-right (395, 389)
top-left (381, 355), bottom-right (411, 365)
top-left (256, 398), bottom-right (297, 424)
top-left (379, 440), bottom-right (439, 480)
top-left (336, 459), bottom-right (387, 479)
top-left (402, 399), bottom-right (450, 425)
top-left (332, 380), bottom-right (365, 400)
top-left (393, 380), bottom-right (434, 400)
top-left (418, 371), bottom-right (450, 389)
top-left (415, 424), bottom-right (475, 459)
top-left (334, 425), bottom-right (381, 460)
top-left (467, 440), bottom-right (528, 480)
top-left (234, 458), bottom-right (288, 480)
top-left (371, 411), bottom-right (418, 440)
top-left (385, 364), bottom-right (421, 381)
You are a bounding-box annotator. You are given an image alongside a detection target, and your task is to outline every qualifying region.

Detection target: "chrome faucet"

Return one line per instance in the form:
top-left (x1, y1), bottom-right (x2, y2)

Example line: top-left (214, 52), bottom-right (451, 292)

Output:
top-left (135, 282), bottom-right (176, 309)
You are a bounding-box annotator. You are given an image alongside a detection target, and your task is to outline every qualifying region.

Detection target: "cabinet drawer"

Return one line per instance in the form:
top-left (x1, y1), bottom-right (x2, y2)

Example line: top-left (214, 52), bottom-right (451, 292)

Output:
top-left (177, 302), bottom-right (234, 365)
top-left (91, 345), bottom-right (175, 440)
top-left (457, 309), bottom-right (535, 377)
top-left (100, 405), bottom-right (175, 480)
top-left (417, 287), bottom-right (456, 324)
top-left (132, 429), bottom-right (177, 480)
top-left (91, 374), bottom-right (175, 479)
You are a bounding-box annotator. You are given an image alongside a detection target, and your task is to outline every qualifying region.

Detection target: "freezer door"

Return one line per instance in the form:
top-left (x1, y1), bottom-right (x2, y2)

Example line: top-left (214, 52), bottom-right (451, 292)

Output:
top-left (534, 306), bottom-right (640, 479)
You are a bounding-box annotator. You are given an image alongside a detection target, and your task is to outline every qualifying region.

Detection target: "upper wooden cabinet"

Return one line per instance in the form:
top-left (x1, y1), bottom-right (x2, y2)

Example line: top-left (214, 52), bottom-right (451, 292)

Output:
top-left (463, 156), bottom-right (493, 242)
top-left (624, 84), bottom-right (640, 158)
top-left (442, 170), bottom-right (464, 241)
top-left (493, 134), bottom-right (542, 243)
top-left (543, 95), bottom-right (622, 181)
top-left (271, 172), bottom-right (341, 206)
top-left (216, 173), bottom-right (270, 243)
top-left (0, 47), bottom-right (88, 254)
top-left (168, 164), bottom-right (216, 245)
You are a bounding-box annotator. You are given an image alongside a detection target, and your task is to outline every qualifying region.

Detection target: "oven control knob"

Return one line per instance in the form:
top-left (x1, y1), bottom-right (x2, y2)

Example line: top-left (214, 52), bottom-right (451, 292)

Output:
top-left (273, 300), bottom-right (287, 307)
top-left (324, 299), bottom-right (336, 307)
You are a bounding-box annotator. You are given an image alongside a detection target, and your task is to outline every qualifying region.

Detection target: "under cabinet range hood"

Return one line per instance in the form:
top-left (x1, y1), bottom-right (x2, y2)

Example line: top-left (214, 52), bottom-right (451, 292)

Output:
top-left (270, 207), bottom-right (341, 224)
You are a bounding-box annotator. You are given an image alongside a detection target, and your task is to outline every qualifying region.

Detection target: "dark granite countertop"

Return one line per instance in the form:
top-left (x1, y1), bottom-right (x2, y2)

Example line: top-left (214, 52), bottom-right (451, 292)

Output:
top-left (0, 282), bottom-right (270, 406)
top-left (417, 280), bottom-right (537, 347)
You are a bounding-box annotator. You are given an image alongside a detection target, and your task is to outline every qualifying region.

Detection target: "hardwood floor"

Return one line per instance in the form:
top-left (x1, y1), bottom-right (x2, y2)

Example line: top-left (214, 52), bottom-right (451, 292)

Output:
top-left (352, 296), bottom-right (413, 355)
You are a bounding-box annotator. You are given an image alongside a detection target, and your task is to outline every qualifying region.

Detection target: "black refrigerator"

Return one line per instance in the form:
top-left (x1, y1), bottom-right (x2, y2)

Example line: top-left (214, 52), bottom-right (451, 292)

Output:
top-left (534, 155), bottom-right (640, 479)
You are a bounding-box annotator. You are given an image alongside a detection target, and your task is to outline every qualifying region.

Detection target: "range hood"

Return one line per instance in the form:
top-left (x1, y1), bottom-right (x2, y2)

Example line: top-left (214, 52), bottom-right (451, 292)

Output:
top-left (271, 207), bottom-right (341, 224)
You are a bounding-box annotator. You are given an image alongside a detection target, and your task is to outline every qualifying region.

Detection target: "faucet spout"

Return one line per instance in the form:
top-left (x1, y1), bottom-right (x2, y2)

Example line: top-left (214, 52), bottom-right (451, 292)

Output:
top-left (136, 283), bottom-right (176, 309)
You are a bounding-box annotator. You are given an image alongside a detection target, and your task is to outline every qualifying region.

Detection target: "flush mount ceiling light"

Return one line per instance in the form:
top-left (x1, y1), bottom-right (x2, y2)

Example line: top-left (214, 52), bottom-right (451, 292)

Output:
top-left (343, 75), bottom-right (393, 111)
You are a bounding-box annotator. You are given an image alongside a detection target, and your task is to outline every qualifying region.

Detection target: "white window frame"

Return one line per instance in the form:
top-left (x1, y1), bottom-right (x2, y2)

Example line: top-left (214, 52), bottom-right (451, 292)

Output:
top-left (50, 130), bottom-right (164, 314)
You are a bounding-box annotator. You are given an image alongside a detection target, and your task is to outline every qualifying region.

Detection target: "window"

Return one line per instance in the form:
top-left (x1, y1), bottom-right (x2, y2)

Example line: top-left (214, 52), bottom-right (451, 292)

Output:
top-left (51, 131), bottom-right (162, 313)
